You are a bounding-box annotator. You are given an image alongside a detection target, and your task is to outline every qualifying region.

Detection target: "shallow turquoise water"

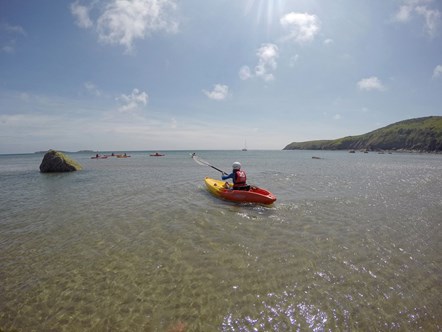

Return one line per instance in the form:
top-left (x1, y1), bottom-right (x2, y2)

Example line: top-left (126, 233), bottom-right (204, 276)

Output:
top-left (0, 150), bottom-right (441, 331)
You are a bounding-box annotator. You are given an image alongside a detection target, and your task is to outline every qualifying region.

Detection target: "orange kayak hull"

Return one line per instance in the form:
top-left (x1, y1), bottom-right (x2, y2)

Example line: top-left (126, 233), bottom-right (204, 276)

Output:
top-left (204, 177), bottom-right (276, 205)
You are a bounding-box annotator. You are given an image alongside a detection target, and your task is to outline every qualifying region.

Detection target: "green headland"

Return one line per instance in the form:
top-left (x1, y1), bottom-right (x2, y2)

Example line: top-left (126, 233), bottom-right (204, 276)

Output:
top-left (283, 116), bottom-right (442, 152)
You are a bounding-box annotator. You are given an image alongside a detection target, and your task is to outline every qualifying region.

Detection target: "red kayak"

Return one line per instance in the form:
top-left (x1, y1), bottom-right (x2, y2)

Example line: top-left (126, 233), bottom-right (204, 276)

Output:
top-left (204, 177), bottom-right (276, 205)
top-left (150, 152), bottom-right (165, 157)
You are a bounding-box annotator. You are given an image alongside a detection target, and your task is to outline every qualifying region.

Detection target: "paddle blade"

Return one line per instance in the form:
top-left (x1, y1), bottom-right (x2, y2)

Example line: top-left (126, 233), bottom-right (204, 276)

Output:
top-left (191, 154), bottom-right (209, 166)
top-left (190, 153), bottom-right (227, 175)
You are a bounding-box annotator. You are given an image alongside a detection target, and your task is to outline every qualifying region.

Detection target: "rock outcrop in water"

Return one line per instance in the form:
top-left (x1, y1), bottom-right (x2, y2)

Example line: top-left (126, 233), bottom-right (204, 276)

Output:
top-left (39, 150), bottom-right (82, 173)
top-left (283, 116), bottom-right (442, 152)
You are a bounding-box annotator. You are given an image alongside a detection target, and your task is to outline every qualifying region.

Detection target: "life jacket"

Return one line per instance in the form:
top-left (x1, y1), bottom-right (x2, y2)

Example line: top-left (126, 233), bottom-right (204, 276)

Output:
top-left (233, 170), bottom-right (247, 188)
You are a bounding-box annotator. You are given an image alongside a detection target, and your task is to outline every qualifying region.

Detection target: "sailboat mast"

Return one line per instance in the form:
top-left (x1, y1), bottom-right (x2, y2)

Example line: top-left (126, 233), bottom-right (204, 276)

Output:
top-left (242, 139), bottom-right (247, 151)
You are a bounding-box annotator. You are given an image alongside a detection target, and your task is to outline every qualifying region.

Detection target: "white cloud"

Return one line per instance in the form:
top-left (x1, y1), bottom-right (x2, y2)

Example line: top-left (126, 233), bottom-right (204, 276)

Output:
top-left (361, 107), bottom-right (369, 113)
top-left (433, 64), bottom-right (442, 78)
top-left (71, 1), bottom-right (93, 28)
top-left (1, 45), bottom-right (15, 54)
top-left (170, 117), bottom-right (177, 129)
top-left (84, 82), bottom-right (102, 96)
top-left (2, 23), bottom-right (26, 35)
top-left (239, 44), bottom-right (279, 81)
top-left (203, 84), bottom-right (229, 101)
top-left (280, 12), bottom-right (320, 43)
top-left (393, 0), bottom-right (441, 37)
top-left (357, 76), bottom-right (386, 91)
top-left (289, 54), bottom-right (299, 67)
top-left (239, 66), bottom-right (252, 80)
top-left (323, 38), bottom-right (334, 45)
top-left (415, 5), bottom-right (441, 37)
top-left (394, 4), bottom-right (414, 22)
top-left (118, 88), bottom-right (149, 112)
top-left (255, 43), bottom-right (279, 81)
top-left (97, 0), bottom-right (178, 51)
top-left (0, 23), bottom-right (26, 53)
top-left (71, 0), bottom-right (179, 52)
top-left (256, 43), bottom-right (278, 68)
top-left (333, 114), bottom-right (341, 120)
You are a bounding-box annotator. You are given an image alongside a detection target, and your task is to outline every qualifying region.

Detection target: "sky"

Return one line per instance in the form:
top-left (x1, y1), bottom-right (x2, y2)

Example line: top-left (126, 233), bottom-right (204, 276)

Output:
top-left (0, 0), bottom-right (441, 153)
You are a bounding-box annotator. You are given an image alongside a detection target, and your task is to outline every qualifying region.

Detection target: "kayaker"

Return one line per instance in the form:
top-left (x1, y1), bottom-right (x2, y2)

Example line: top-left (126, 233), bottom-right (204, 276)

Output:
top-left (222, 162), bottom-right (249, 190)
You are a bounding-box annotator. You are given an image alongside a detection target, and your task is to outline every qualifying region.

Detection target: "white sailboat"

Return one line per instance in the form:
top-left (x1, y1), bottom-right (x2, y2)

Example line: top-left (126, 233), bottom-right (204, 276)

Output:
top-left (242, 140), bottom-right (247, 151)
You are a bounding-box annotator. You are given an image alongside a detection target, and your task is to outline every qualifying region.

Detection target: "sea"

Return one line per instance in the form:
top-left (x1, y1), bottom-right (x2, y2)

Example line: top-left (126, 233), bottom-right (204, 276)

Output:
top-left (0, 150), bottom-right (441, 331)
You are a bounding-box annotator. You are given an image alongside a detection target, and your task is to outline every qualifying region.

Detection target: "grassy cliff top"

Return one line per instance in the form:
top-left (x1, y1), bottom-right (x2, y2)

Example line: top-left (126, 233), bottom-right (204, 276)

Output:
top-left (284, 116), bottom-right (442, 151)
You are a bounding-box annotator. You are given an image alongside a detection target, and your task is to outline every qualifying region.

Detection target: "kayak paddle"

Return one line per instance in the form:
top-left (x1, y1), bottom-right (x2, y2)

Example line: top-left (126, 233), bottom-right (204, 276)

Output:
top-left (190, 153), bottom-right (228, 175)
top-left (191, 153), bottom-right (263, 191)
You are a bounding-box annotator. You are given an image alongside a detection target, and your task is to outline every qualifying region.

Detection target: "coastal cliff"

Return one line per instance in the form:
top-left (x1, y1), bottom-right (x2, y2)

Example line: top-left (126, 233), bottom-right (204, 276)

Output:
top-left (283, 116), bottom-right (442, 152)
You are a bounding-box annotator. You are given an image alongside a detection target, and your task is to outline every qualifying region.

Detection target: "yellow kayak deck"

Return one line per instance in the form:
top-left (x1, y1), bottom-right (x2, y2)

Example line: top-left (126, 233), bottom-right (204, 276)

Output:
top-left (204, 177), bottom-right (276, 205)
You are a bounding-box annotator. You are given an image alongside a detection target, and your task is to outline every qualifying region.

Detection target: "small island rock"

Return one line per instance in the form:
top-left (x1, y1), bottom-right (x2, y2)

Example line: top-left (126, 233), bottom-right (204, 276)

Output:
top-left (39, 150), bottom-right (82, 173)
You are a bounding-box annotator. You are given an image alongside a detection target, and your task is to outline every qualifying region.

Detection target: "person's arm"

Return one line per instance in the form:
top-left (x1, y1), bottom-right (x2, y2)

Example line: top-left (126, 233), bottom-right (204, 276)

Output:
top-left (222, 172), bottom-right (233, 180)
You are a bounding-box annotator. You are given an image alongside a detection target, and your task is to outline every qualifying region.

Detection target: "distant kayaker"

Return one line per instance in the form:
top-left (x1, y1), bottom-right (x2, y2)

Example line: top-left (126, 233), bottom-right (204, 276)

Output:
top-left (222, 161), bottom-right (249, 190)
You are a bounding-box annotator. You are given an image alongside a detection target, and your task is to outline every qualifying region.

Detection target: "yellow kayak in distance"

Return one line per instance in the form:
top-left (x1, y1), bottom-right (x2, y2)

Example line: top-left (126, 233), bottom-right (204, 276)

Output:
top-left (204, 177), bottom-right (276, 205)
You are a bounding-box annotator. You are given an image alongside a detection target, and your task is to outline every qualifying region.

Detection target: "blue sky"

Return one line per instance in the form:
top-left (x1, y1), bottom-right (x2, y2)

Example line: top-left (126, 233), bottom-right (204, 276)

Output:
top-left (1, 0), bottom-right (441, 153)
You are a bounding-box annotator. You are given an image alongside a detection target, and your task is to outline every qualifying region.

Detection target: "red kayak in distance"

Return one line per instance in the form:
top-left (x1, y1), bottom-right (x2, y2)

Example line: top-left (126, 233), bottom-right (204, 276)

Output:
top-left (150, 152), bottom-right (165, 157)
